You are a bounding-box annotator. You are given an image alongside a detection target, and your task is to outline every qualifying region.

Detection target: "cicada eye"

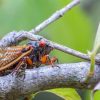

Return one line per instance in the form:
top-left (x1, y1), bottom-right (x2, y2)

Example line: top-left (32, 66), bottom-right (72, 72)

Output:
top-left (39, 40), bottom-right (46, 47)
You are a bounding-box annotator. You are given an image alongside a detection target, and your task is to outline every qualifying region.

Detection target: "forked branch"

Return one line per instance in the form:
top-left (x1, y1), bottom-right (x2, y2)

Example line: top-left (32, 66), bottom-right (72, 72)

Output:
top-left (1, 0), bottom-right (99, 99)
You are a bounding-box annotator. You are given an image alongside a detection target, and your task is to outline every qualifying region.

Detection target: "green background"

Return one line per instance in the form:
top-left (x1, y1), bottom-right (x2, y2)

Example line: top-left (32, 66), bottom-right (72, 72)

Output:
top-left (0, 0), bottom-right (100, 100)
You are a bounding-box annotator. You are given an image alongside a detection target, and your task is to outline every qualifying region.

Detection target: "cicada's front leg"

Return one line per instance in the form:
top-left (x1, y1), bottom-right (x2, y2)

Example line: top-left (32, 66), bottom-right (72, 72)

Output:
top-left (40, 55), bottom-right (58, 67)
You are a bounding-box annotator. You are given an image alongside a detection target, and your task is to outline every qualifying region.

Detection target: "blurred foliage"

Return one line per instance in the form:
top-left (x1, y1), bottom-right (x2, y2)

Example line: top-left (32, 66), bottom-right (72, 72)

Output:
top-left (81, 0), bottom-right (100, 99)
top-left (94, 91), bottom-right (100, 100)
top-left (31, 88), bottom-right (81, 100)
top-left (33, 91), bottom-right (64, 100)
top-left (0, 0), bottom-right (100, 100)
top-left (47, 88), bottom-right (81, 100)
top-left (81, 0), bottom-right (100, 26)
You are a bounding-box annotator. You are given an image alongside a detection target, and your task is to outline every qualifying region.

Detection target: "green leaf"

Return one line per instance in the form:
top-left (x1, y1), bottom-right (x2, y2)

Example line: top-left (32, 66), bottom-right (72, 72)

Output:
top-left (94, 90), bottom-right (100, 100)
top-left (22, 88), bottom-right (81, 100)
top-left (47, 88), bottom-right (81, 100)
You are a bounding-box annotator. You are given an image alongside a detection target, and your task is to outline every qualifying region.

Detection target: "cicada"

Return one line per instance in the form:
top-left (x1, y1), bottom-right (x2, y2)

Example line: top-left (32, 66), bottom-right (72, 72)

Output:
top-left (0, 40), bottom-right (58, 76)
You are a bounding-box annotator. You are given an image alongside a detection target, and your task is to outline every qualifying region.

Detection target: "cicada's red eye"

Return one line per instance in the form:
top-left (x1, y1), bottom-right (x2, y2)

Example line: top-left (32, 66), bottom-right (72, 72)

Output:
top-left (39, 40), bottom-right (46, 47)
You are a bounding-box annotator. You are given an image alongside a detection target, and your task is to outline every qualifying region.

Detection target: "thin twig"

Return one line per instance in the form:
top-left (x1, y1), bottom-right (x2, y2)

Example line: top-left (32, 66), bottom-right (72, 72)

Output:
top-left (48, 40), bottom-right (89, 60)
top-left (30, 0), bottom-right (80, 34)
top-left (0, 31), bottom-right (43, 47)
top-left (42, 39), bottom-right (100, 64)
top-left (0, 0), bottom-right (80, 46)
top-left (1, 31), bottom-right (100, 64)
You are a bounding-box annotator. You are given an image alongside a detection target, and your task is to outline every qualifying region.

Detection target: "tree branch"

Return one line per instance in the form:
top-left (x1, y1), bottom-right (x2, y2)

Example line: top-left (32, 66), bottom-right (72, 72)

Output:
top-left (0, 0), bottom-right (99, 99)
top-left (0, 62), bottom-right (100, 99)
top-left (46, 40), bottom-right (100, 64)
top-left (1, 31), bottom-right (100, 64)
top-left (0, 31), bottom-right (43, 47)
top-left (0, 0), bottom-right (80, 47)
top-left (30, 0), bottom-right (80, 34)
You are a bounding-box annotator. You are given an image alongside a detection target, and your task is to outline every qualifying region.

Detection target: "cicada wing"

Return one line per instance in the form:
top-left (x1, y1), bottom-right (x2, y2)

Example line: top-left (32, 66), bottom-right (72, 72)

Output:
top-left (0, 46), bottom-right (24, 67)
top-left (0, 45), bottom-right (33, 72)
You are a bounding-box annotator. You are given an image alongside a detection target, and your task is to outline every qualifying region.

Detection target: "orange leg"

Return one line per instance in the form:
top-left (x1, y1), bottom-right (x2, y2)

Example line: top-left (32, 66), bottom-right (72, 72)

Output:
top-left (40, 55), bottom-right (58, 66)
top-left (12, 56), bottom-right (33, 74)
top-left (49, 56), bottom-right (59, 65)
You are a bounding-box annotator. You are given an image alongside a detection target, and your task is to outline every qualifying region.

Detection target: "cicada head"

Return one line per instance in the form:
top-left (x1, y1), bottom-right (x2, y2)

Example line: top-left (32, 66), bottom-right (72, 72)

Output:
top-left (28, 40), bottom-right (53, 56)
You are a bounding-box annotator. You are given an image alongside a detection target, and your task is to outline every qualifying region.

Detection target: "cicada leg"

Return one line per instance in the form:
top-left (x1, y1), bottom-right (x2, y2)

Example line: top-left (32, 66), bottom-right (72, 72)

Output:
top-left (48, 56), bottom-right (59, 67)
top-left (40, 55), bottom-right (59, 67)
top-left (12, 56), bottom-right (33, 76)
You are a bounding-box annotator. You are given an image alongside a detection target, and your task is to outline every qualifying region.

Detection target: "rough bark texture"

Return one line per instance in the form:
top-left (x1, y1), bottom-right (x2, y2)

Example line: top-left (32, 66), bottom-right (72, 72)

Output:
top-left (0, 62), bottom-right (100, 100)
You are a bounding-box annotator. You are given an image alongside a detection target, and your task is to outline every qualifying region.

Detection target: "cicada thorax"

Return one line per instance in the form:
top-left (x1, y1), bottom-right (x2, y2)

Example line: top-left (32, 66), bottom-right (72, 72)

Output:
top-left (29, 41), bottom-right (53, 67)
top-left (28, 40), bottom-right (53, 65)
